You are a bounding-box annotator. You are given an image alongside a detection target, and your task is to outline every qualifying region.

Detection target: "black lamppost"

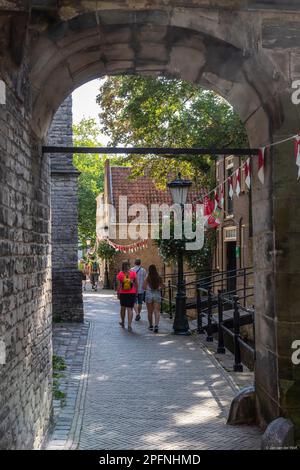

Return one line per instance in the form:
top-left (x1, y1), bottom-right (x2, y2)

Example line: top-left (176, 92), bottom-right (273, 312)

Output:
top-left (103, 258), bottom-right (110, 289)
top-left (103, 225), bottom-right (110, 289)
top-left (167, 173), bottom-right (192, 335)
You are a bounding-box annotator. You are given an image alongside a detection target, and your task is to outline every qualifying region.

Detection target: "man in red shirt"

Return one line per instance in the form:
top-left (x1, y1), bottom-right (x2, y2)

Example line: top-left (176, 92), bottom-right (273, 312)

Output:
top-left (116, 261), bottom-right (138, 332)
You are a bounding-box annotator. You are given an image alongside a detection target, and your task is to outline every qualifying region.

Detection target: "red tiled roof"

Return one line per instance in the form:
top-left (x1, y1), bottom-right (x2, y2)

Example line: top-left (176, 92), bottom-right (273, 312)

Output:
top-left (109, 166), bottom-right (201, 211)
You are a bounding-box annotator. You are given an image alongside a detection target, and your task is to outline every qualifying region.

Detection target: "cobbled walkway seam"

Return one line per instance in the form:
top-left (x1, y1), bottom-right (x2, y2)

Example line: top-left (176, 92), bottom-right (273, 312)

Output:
top-left (46, 321), bottom-right (92, 450)
top-left (66, 320), bottom-right (94, 450)
top-left (193, 336), bottom-right (240, 393)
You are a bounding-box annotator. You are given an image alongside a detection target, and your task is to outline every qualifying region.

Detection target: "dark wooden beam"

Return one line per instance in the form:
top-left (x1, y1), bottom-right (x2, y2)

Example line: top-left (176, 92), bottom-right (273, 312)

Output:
top-left (42, 146), bottom-right (259, 156)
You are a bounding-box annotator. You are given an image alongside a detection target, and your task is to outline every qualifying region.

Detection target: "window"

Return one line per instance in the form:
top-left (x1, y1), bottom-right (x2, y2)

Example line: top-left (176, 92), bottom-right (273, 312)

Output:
top-left (224, 226), bottom-right (237, 241)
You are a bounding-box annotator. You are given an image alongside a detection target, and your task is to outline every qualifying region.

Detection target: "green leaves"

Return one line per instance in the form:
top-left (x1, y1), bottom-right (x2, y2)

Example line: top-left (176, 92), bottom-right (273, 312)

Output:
top-left (155, 228), bottom-right (215, 272)
top-left (97, 240), bottom-right (116, 261)
top-left (73, 118), bottom-right (105, 247)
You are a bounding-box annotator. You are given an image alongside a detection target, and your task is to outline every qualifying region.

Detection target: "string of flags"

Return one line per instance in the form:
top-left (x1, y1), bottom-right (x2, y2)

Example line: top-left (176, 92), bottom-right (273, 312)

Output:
top-left (107, 238), bottom-right (148, 253)
top-left (191, 132), bottom-right (300, 229)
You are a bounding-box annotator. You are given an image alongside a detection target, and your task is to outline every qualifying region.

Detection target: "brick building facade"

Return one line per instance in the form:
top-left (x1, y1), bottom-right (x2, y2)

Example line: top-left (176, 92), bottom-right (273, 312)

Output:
top-left (96, 161), bottom-right (169, 281)
top-left (213, 156), bottom-right (253, 296)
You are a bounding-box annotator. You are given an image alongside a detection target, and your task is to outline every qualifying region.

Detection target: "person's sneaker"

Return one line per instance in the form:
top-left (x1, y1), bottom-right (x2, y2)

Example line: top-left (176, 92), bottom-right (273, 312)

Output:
top-left (128, 326), bottom-right (133, 332)
top-left (119, 322), bottom-right (125, 328)
top-left (148, 325), bottom-right (153, 330)
top-left (135, 314), bottom-right (141, 321)
top-left (154, 325), bottom-right (159, 333)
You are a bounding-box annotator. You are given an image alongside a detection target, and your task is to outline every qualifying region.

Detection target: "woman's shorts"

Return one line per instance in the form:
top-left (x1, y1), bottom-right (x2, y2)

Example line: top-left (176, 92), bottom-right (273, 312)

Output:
top-left (145, 290), bottom-right (161, 304)
top-left (119, 293), bottom-right (136, 308)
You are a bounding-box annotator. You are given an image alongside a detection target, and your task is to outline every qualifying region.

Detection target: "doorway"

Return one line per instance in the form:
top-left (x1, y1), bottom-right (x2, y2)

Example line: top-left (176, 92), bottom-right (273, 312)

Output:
top-left (226, 241), bottom-right (236, 293)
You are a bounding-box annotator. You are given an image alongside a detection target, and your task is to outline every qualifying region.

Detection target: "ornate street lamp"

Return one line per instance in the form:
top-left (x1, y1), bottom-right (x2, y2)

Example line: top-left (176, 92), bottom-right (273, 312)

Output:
top-left (86, 238), bottom-right (91, 255)
top-left (167, 173), bottom-right (192, 335)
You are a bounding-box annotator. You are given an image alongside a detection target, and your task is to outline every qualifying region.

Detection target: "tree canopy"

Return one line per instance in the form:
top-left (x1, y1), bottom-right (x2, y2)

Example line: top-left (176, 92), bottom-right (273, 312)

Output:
top-left (73, 118), bottom-right (104, 247)
top-left (97, 75), bottom-right (248, 189)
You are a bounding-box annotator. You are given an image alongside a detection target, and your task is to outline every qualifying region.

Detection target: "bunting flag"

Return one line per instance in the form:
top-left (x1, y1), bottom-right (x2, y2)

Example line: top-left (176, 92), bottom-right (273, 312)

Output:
top-left (295, 134), bottom-right (300, 179)
top-left (206, 214), bottom-right (219, 229)
top-left (212, 206), bottom-right (221, 226)
top-left (220, 184), bottom-right (224, 207)
top-left (228, 176), bottom-right (234, 199)
top-left (107, 239), bottom-right (148, 253)
top-left (190, 131), bottom-right (300, 211)
top-left (245, 158), bottom-right (251, 189)
top-left (214, 190), bottom-right (220, 211)
top-left (258, 147), bottom-right (265, 184)
top-left (201, 192), bottom-right (220, 229)
top-left (235, 168), bottom-right (241, 197)
top-left (203, 195), bottom-right (214, 216)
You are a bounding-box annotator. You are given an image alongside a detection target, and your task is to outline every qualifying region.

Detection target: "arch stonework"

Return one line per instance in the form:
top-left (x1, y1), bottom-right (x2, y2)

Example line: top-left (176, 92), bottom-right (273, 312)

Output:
top-left (0, 1), bottom-right (300, 448)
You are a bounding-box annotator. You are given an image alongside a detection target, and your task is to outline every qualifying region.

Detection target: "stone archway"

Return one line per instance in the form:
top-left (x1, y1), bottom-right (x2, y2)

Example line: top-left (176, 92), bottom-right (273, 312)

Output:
top-left (0, 2), bottom-right (300, 449)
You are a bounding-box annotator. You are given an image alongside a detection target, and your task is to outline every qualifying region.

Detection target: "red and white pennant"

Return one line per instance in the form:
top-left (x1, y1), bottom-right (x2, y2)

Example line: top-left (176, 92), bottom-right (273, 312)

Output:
top-left (258, 147), bottom-right (265, 184)
top-left (235, 168), bottom-right (241, 197)
top-left (295, 134), bottom-right (300, 179)
top-left (244, 158), bottom-right (251, 189)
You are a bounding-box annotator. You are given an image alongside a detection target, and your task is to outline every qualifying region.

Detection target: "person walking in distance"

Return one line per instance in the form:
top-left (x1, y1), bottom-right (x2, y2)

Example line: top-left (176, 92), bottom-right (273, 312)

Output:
top-left (131, 258), bottom-right (147, 321)
top-left (143, 265), bottom-right (164, 333)
top-left (89, 256), bottom-right (100, 291)
top-left (116, 261), bottom-right (138, 332)
top-left (79, 258), bottom-right (89, 291)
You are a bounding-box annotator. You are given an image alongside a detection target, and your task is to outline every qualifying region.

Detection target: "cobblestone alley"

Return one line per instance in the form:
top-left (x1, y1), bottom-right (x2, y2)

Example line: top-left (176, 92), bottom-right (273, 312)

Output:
top-left (47, 290), bottom-right (262, 450)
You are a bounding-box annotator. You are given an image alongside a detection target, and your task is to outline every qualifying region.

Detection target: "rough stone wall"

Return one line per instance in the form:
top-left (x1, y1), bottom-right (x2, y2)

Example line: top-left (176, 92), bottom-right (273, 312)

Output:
top-left (47, 96), bottom-right (83, 322)
top-left (0, 85), bottom-right (52, 449)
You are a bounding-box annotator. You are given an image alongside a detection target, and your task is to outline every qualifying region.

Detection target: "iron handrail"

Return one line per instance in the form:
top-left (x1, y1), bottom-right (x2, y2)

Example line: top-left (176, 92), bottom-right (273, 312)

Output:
top-left (185, 266), bottom-right (253, 288)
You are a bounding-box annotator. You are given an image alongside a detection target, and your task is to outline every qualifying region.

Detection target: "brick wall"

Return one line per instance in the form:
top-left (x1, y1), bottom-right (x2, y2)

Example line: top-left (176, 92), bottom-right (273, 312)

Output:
top-left (111, 239), bottom-right (165, 280)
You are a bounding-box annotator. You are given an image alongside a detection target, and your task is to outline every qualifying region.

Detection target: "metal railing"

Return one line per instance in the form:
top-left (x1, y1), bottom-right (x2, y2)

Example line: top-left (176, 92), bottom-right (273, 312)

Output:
top-left (161, 266), bottom-right (253, 313)
top-left (160, 279), bottom-right (176, 319)
top-left (185, 266), bottom-right (253, 305)
top-left (216, 291), bottom-right (255, 371)
top-left (195, 282), bottom-right (255, 371)
top-left (160, 267), bottom-right (255, 372)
